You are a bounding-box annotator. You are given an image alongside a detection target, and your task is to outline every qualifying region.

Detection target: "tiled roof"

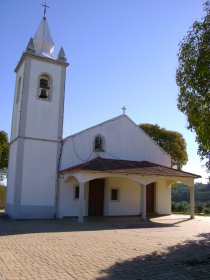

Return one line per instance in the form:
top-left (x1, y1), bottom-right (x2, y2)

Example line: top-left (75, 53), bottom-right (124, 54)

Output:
top-left (60, 157), bottom-right (201, 179)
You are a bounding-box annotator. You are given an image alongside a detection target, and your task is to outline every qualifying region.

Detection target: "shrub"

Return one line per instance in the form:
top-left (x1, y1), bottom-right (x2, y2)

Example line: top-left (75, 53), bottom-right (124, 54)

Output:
top-left (0, 185), bottom-right (6, 209)
top-left (172, 201), bottom-right (189, 213)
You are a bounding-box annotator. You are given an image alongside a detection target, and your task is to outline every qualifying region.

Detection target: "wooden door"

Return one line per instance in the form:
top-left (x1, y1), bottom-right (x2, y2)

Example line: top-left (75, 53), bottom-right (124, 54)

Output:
top-left (146, 183), bottom-right (155, 214)
top-left (88, 179), bottom-right (105, 216)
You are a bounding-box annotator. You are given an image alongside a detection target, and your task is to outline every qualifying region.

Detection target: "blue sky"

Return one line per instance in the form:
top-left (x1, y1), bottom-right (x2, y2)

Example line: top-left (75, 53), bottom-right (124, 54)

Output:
top-left (0, 0), bottom-right (208, 182)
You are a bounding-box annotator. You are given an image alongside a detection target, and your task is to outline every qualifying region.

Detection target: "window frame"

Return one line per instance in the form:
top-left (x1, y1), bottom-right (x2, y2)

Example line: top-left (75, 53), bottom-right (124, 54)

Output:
top-left (74, 185), bottom-right (80, 200)
top-left (110, 188), bottom-right (119, 201)
top-left (93, 135), bottom-right (105, 151)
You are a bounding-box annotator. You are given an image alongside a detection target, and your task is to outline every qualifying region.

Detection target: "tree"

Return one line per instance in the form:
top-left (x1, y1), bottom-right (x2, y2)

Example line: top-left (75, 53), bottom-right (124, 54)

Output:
top-left (0, 131), bottom-right (9, 180)
top-left (139, 123), bottom-right (188, 170)
top-left (176, 1), bottom-right (210, 172)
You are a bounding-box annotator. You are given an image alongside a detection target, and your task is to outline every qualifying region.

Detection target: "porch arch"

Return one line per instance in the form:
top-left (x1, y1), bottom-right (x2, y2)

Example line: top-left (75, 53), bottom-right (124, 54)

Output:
top-left (170, 179), bottom-right (195, 219)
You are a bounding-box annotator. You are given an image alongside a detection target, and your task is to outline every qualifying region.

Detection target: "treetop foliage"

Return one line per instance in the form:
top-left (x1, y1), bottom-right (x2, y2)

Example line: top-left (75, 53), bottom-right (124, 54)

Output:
top-left (176, 1), bottom-right (210, 172)
top-left (139, 123), bottom-right (188, 170)
top-left (0, 131), bottom-right (9, 179)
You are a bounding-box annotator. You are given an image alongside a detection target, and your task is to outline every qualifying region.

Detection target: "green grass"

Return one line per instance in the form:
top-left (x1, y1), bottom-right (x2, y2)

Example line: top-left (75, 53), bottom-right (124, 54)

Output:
top-left (0, 185), bottom-right (6, 209)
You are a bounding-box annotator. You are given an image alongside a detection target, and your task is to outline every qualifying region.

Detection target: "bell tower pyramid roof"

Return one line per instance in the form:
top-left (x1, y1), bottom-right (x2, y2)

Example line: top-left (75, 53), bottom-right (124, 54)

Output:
top-left (33, 16), bottom-right (54, 58)
top-left (15, 4), bottom-right (69, 73)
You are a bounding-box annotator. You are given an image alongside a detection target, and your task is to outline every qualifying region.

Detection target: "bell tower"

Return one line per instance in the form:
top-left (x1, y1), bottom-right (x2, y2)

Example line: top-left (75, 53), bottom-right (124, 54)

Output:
top-left (6, 10), bottom-right (68, 219)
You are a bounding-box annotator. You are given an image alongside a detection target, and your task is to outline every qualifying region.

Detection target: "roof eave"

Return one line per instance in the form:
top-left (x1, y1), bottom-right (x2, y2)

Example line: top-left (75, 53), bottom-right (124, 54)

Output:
top-left (60, 168), bottom-right (201, 179)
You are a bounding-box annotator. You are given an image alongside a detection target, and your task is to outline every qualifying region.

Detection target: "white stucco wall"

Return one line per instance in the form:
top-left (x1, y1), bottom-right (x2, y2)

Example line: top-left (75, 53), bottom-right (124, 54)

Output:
top-left (21, 140), bottom-right (58, 205)
top-left (11, 63), bottom-right (25, 141)
top-left (24, 59), bottom-right (63, 140)
top-left (58, 179), bottom-right (75, 217)
top-left (60, 115), bottom-right (171, 172)
top-left (58, 176), bottom-right (141, 217)
top-left (6, 142), bottom-right (18, 204)
top-left (105, 177), bottom-right (141, 216)
top-left (156, 179), bottom-right (171, 214)
top-left (58, 177), bottom-right (89, 217)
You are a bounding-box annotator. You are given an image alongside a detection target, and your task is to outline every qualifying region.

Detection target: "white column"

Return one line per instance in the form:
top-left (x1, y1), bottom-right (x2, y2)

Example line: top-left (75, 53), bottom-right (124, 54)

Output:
top-left (141, 184), bottom-right (147, 220)
top-left (190, 186), bottom-right (195, 219)
top-left (78, 182), bottom-right (85, 223)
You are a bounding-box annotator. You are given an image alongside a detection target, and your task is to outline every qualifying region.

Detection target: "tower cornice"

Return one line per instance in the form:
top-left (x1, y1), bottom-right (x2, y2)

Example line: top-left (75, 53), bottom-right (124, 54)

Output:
top-left (14, 51), bottom-right (69, 73)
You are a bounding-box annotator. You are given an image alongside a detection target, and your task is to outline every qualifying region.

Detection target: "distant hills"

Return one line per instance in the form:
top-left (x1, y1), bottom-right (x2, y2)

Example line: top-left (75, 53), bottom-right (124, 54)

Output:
top-left (172, 183), bottom-right (210, 214)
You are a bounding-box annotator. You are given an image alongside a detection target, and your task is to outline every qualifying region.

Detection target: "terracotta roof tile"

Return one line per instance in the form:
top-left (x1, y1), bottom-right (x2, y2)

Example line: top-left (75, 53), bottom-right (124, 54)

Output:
top-left (60, 157), bottom-right (201, 179)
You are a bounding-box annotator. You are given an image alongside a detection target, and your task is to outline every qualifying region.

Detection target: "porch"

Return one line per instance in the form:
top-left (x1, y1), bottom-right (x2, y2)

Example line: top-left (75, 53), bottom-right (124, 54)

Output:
top-left (58, 157), bottom-right (200, 223)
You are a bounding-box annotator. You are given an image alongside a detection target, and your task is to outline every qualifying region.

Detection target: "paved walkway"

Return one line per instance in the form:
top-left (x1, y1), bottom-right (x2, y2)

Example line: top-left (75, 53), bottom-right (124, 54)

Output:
top-left (0, 215), bottom-right (209, 280)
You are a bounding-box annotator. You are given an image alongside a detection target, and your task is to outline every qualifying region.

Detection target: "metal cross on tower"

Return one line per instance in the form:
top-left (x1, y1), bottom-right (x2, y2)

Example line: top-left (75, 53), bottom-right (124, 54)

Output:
top-left (42, 2), bottom-right (50, 18)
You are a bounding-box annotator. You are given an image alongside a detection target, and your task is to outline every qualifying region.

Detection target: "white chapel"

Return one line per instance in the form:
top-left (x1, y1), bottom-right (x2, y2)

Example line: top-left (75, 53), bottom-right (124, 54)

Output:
top-left (6, 13), bottom-right (200, 223)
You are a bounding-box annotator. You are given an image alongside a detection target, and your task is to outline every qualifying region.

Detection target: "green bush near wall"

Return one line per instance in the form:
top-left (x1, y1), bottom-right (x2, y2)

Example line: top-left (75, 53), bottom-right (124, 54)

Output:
top-left (0, 185), bottom-right (6, 209)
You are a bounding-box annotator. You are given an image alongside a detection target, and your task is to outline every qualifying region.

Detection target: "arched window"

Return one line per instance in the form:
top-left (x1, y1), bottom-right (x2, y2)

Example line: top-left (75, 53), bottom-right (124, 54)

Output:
top-left (16, 77), bottom-right (21, 104)
top-left (94, 135), bottom-right (104, 151)
top-left (38, 74), bottom-right (50, 99)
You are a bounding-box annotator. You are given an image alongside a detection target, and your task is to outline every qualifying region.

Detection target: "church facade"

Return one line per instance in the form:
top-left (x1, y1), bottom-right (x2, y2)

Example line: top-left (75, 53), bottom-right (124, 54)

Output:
top-left (6, 15), bottom-right (200, 222)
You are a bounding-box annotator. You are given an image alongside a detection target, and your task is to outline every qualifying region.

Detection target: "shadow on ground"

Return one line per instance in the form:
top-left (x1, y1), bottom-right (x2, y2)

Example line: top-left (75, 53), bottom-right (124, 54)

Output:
top-left (97, 233), bottom-right (210, 280)
top-left (0, 212), bottom-right (191, 236)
